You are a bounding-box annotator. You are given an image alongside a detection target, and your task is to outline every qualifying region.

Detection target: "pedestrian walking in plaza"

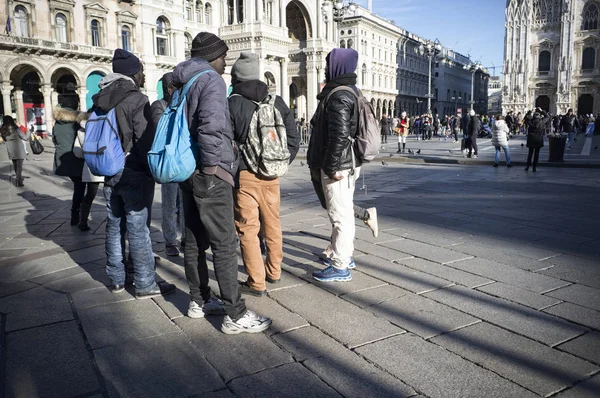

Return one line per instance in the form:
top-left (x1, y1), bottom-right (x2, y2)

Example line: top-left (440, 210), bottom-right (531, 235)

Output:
top-left (524, 108), bottom-right (550, 172)
top-left (228, 52), bottom-right (300, 297)
top-left (173, 32), bottom-right (271, 334)
top-left (52, 95), bottom-right (100, 230)
top-left (560, 108), bottom-right (579, 150)
top-left (0, 116), bottom-right (30, 187)
top-left (307, 47), bottom-right (363, 282)
top-left (396, 111), bottom-right (409, 153)
top-left (492, 115), bottom-right (511, 167)
top-left (94, 49), bottom-right (175, 298)
top-left (585, 114), bottom-right (595, 136)
top-left (151, 72), bottom-right (185, 257)
top-left (466, 110), bottom-right (480, 158)
top-left (380, 115), bottom-right (388, 144)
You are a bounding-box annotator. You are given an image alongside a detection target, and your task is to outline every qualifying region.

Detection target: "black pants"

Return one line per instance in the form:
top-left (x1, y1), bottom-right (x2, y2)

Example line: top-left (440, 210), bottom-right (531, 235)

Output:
top-left (380, 132), bottom-right (387, 143)
top-left (527, 147), bottom-right (541, 168)
top-left (181, 172), bottom-right (246, 320)
top-left (69, 176), bottom-right (100, 211)
top-left (12, 160), bottom-right (23, 180)
top-left (453, 130), bottom-right (458, 141)
top-left (468, 136), bottom-right (478, 156)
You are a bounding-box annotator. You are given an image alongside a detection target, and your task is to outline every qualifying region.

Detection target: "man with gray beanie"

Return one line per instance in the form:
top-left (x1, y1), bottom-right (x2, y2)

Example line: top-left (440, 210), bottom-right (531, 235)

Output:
top-left (173, 34), bottom-right (272, 334)
top-left (228, 52), bottom-right (299, 296)
top-left (94, 49), bottom-right (175, 299)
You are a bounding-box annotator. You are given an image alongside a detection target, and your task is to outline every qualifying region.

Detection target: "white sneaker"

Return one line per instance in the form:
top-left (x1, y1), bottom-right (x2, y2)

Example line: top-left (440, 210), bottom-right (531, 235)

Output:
top-left (187, 298), bottom-right (226, 318)
top-left (221, 310), bottom-right (272, 335)
top-left (473, 155), bottom-right (478, 158)
top-left (365, 207), bottom-right (379, 238)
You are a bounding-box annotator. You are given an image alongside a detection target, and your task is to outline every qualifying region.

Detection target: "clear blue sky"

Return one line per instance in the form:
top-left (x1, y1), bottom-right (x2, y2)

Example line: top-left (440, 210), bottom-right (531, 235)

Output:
top-left (355, 0), bottom-right (506, 77)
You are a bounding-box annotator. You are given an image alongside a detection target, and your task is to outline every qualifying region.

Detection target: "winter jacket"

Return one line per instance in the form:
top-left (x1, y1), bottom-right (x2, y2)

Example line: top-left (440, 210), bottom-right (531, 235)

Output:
top-left (228, 80), bottom-right (300, 174)
top-left (461, 114), bottom-right (471, 132)
top-left (1, 124), bottom-right (30, 160)
top-left (525, 111), bottom-right (549, 149)
top-left (399, 117), bottom-right (409, 137)
top-left (91, 74), bottom-right (152, 175)
top-left (52, 107), bottom-right (85, 177)
top-left (491, 120), bottom-right (510, 147)
top-left (172, 58), bottom-right (237, 186)
top-left (150, 99), bottom-right (168, 128)
top-left (467, 115), bottom-right (481, 137)
top-left (560, 114), bottom-right (579, 133)
top-left (307, 83), bottom-right (361, 178)
top-left (380, 117), bottom-right (389, 133)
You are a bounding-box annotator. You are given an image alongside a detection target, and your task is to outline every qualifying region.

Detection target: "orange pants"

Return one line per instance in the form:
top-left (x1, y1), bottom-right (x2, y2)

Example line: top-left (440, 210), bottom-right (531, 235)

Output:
top-left (234, 170), bottom-right (283, 291)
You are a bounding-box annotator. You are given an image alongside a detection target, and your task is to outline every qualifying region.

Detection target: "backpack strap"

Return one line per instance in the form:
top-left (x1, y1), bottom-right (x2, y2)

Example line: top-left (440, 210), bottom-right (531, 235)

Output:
top-left (172, 70), bottom-right (213, 108)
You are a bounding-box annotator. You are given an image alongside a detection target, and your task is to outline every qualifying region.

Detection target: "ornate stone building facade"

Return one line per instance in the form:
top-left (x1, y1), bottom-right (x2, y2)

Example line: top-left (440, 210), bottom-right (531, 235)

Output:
top-left (503, 0), bottom-right (600, 115)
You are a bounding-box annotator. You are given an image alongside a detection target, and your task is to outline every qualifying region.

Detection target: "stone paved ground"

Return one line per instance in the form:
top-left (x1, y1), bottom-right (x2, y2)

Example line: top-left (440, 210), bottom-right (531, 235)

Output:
top-left (1, 141), bottom-right (600, 398)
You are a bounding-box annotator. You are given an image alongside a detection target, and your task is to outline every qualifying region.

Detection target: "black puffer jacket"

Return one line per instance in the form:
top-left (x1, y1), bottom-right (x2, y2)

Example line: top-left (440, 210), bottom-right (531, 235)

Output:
top-left (526, 111), bottom-right (550, 149)
top-left (228, 80), bottom-right (300, 173)
top-left (307, 83), bottom-right (360, 177)
top-left (467, 115), bottom-right (481, 137)
top-left (560, 114), bottom-right (579, 133)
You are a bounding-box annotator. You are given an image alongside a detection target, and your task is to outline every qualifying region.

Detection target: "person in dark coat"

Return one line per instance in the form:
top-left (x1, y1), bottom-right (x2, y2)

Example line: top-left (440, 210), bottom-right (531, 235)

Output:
top-left (466, 110), bottom-right (481, 158)
top-left (52, 95), bottom-right (99, 229)
top-left (380, 116), bottom-right (388, 143)
top-left (0, 116), bottom-right (31, 186)
top-left (524, 108), bottom-right (550, 172)
top-left (560, 108), bottom-right (580, 150)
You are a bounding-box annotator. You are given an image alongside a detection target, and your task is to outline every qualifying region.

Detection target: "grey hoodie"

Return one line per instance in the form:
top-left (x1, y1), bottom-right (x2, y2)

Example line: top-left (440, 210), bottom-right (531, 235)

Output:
top-left (172, 58), bottom-right (237, 186)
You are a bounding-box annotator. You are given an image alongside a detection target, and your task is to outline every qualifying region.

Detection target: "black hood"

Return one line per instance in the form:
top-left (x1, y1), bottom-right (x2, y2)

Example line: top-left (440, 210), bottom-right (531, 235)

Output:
top-left (92, 78), bottom-right (139, 113)
top-left (231, 80), bottom-right (269, 103)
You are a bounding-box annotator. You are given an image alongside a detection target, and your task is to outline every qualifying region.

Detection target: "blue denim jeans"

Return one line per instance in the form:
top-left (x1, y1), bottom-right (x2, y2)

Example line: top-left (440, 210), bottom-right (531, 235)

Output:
top-left (161, 183), bottom-right (185, 246)
top-left (494, 145), bottom-right (511, 165)
top-left (104, 169), bottom-right (157, 292)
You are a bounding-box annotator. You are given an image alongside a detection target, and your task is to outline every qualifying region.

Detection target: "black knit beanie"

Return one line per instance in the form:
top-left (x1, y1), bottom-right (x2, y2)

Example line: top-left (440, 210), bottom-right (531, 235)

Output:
top-left (112, 49), bottom-right (142, 76)
top-left (190, 32), bottom-right (229, 61)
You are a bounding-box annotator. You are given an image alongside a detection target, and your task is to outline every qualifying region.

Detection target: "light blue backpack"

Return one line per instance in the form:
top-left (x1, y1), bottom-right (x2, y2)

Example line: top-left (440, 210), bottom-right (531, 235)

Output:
top-left (148, 71), bottom-right (210, 183)
top-left (83, 108), bottom-right (125, 177)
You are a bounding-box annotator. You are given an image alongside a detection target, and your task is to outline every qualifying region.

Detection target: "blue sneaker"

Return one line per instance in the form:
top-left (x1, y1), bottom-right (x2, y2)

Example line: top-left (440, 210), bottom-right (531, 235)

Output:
top-left (321, 257), bottom-right (356, 269)
top-left (313, 265), bottom-right (352, 282)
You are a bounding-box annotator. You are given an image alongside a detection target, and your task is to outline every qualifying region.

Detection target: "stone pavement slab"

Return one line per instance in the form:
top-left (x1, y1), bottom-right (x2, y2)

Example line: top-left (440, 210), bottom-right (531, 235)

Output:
top-left (243, 295), bottom-right (309, 335)
top-left (396, 257), bottom-right (493, 288)
top-left (5, 321), bottom-right (100, 398)
top-left (0, 280), bottom-right (37, 298)
top-left (354, 255), bottom-right (454, 294)
top-left (557, 332), bottom-right (600, 365)
top-left (425, 285), bottom-right (587, 346)
top-left (355, 333), bottom-right (539, 398)
top-left (78, 299), bottom-right (179, 349)
top-left (476, 282), bottom-right (562, 310)
top-left (43, 268), bottom-right (111, 293)
top-left (544, 302), bottom-right (600, 330)
top-left (71, 285), bottom-right (135, 310)
top-left (379, 239), bottom-right (473, 264)
top-left (370, 293), bottom-right (480, 339)
top-left (539, 265), bottom-right (600, 290)
top-left (546, 284), bottom-right (600, 311)
top-left (228, 363), bottom-right (341, 398)
top-left (353, 239), bottom-right (413, 261)
top-left (269, 284), bottom-right (403, 348)
top-left (447, 257), bottom-right (568, 293)
top-left (309, 270), bottom-right (388, 296)
top-left (0, 287), bottom-right (73, 332)
top-left (449, 243), bottom-right (550, 271)
top-left (430, 322), bottom-right (599, 396)
top-left (0, 252), bottom-right (76, 284)
top-left (555, 374), bottom-right (600, 398)
top-left (341, 284), bottom-right (410, 309)
top-left (175, 316), bottom-right (293, 382)
top-left (272, 327), bottom-right (415, 398)
top-left (94, 332), bottom-right (224, 398)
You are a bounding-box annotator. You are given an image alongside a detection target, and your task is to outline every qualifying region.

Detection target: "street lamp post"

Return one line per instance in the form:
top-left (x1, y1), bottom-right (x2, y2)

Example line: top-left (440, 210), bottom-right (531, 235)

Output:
top-left (417, 39), bottom-right (442, 115)
top-left (321, 1), bottom-right (356, 44)
top-left (464, 62), bottom-right (483, 113)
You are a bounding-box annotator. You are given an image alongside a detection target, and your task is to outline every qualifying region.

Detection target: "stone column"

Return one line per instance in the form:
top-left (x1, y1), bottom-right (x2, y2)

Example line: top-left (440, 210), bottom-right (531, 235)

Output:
top-left (256, 0), bottom-right (263, 22)
top-left (42, 84), bottom-right (55, 133)
top-left (280, 0), bottom-right (286, 28)
top-left (13, 90), bottom-right (25, 126)
top-left (78, 87), bottom-right (88, 112)
top-left (1, 83), bottom-right (14, 117)
top-left (280, 58), bottom-right (289, 104)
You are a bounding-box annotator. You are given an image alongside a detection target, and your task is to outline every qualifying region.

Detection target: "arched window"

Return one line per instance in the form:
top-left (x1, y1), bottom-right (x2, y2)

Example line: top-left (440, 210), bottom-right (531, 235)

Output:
top-left (14, 6), bottom-right (29, 37)
top-left (122, 26), bottom-right (131, 51)
top-left (184, 33), bottom-right (192, 58)
top-left (196, 1), bottom-right (203, 22)
top-left (156, 17), bottom-right (169, 56)
top-left (538, 50), bottom-right (551, 72)
top-left (582, 47), bottom-right (596, 70)
top-left (205, 3), bottom-right (213, 25)
top-left (583, 2), bottom-right (599, 30)
top-left (340, 40), bottom-right (346, 48)
top-left (347, 39), bottom-right (354, 49)
top-left (55, 13), bottom-right (68, 42)
top-left (91, 19), bottom-right (101, 47)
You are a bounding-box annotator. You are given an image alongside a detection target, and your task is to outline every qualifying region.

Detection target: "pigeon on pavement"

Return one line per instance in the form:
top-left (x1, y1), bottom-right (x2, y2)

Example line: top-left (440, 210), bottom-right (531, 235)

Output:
top-left (381, 161), bottom-right (388, 166)
top-left (408, 149), bottom-right (414, 154)
top-left (416, 149), bottom-right (421, 154)
top-left (300, 161), bottom-right (305, 167)
top-left (521, 143), bottom-right (524, 147)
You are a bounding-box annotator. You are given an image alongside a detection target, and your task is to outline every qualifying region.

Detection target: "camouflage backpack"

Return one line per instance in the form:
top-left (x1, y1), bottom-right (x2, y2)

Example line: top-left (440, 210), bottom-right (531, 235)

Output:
top-left (241, 94), bottom-right (290, 177)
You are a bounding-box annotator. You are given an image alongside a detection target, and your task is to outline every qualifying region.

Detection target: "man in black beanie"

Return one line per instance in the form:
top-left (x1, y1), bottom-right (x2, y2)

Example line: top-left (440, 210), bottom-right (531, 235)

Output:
top-left (93, 49), bottom-right (175, 299)
top-left (172, 33), bottom-right (272, 333)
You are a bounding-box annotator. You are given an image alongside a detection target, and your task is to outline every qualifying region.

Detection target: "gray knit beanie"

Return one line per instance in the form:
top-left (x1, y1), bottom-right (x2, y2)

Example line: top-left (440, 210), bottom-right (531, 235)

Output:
top-left (231, 52), bottom-right (260, 84)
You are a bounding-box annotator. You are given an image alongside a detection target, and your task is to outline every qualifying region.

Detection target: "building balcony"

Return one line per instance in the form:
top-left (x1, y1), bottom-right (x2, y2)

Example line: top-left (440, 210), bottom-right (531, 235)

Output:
top-left (0, 34), bottom-right (113, 62)
top-left (220, 23), bottom-right (289, 41)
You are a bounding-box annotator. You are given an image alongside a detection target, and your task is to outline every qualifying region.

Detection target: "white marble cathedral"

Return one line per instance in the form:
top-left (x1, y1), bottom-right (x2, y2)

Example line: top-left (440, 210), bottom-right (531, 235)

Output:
top-left (503, 0), bottom-right (600, 115)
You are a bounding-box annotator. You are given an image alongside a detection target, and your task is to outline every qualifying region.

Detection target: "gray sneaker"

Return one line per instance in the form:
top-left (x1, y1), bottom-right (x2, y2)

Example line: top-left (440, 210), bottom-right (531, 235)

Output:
top-left (187, 298), bottom-right (226, 318)
top-left (221, 310), bottom-right (272, 335)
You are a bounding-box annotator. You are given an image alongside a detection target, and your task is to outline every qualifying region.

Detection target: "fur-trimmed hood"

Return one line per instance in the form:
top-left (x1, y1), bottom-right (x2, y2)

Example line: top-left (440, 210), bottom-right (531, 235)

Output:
top-left (54, 107), bottom-right (87, 123)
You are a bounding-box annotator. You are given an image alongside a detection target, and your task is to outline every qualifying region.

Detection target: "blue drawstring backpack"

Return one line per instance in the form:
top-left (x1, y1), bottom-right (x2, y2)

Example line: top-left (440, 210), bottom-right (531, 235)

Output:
top-left (148, 71), bottom-right (210, 183)
top-left (82, 108), bottom-right (125, 177)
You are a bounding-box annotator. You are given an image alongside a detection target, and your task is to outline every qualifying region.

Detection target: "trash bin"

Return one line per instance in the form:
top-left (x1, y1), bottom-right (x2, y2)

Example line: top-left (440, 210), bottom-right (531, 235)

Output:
top-left (548, 135), bottom-right (567, 162)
